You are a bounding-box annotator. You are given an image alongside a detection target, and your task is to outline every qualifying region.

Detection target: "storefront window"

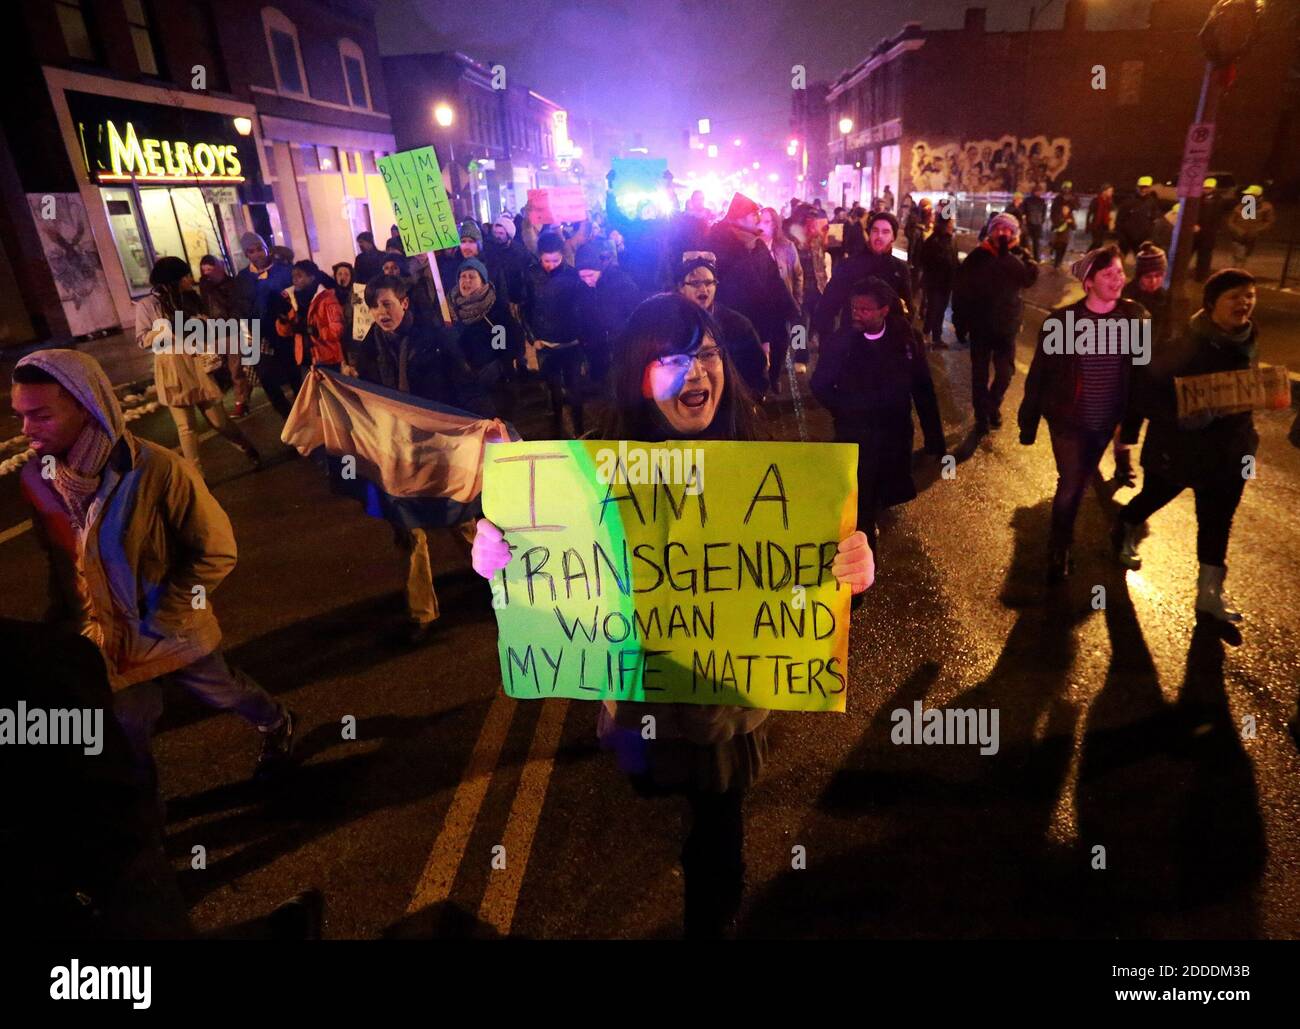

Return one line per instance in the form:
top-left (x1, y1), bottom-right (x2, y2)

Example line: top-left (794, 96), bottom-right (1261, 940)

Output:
top-left (170, 187), bottom-right (223, 274)
top-left (102, 188), bottom-right (151, 292)
top-left (138, 188), bottom-right (186, 270)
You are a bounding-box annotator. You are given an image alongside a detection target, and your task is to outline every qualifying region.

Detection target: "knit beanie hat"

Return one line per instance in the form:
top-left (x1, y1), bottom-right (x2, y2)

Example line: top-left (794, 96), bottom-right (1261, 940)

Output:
top-left (988, 212), bottom-right (1021, 235)
top-left (459, 219), bottom-right (483, 243)
top-left (456, 257), bottom-right (490, 285)
top-left (575, 243), bottom-right (603, 271)
top-left (1134, 242), bottom-right (1167, 279)
top-left (493, 213), bottom-right (516, 240)
top-left (1203, 268), bottom-right (1255, 311)
top-left (1071, 246), bottom-right (1115, 284)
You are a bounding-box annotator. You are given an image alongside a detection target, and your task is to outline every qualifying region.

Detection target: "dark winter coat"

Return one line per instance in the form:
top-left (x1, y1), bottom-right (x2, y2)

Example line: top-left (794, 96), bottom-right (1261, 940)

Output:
top-left (1119, 311), bottom-right (1260, 487)
top-left (1024, 194), bottom-right (1047, 228)
top-left (1050, 190), bottom-right (1078, 225)
top-left (522, 262), bottom-right (585, 343)
top-left (1116, 193), bottom-right (1162, 247)
top-left (815, 249), bottom-right (914, 337)
top-left (452, 288), bottom-right (522, 374)
top-left (951, 240), bottom-right (1038, 340)
top-left (811, 313), bottom-right (945, 507)
top-left (917, 230), bottom-right (959, 293)
top-left (1122, 279), bottom-right (1172, 347)
top-left (1019, 297), bottom-right (1149, 441)
top-left (705, 220), bottom-right (799, 346)
top-left (482, 237), bottom-right (532, 304)
top-left (590, 266), bottom-right (642, 350)
top-left (352, 247), bottom-right (387, 287)
top-left (712, 303), bottom-right (768, 400)
top-left (350, 309), bottom-right (477, 411)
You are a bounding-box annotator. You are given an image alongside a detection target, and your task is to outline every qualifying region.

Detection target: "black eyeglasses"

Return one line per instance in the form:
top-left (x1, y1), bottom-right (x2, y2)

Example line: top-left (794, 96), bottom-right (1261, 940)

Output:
top-left (656, 345), bottom-right (723, 372)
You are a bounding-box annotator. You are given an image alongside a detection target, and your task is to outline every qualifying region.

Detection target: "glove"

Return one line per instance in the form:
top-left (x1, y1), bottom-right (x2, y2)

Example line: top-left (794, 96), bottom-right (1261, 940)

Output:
top-left (1114, 447), bottom-right (1136, 487)
top-left (832, 530), bottom-right (875, 596)
top-left (471, 518), bottom-right (512, 579)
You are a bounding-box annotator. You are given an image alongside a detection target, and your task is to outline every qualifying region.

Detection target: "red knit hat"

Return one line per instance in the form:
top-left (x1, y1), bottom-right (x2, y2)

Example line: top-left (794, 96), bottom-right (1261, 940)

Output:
top-left (724, 192), bottom-right (761, 223)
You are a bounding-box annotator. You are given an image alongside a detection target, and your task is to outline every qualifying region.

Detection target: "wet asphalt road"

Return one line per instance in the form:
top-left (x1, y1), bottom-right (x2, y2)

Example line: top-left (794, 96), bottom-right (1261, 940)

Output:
top-left (1, 264), bottom-right (1298, 939)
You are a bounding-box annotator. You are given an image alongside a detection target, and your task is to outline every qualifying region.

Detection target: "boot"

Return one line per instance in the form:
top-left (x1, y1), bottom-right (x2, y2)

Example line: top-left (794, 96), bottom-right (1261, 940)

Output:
top-left (1111, 518), bottom-right (1146, 570)
top-left (1047, 544), bottom-right (1071, 584)
top-left (1195, 563), bottom-right (1242, 623)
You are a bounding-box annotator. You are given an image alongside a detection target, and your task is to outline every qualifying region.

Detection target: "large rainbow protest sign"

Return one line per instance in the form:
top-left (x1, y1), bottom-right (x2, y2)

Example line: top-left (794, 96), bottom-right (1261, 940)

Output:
top-left (482, 440), bottom-right (858, 712)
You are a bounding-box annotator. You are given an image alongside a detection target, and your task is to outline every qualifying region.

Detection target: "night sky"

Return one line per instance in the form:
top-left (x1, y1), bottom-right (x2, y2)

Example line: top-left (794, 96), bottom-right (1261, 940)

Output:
top-left (377, 0), bottom-right (1155, 163)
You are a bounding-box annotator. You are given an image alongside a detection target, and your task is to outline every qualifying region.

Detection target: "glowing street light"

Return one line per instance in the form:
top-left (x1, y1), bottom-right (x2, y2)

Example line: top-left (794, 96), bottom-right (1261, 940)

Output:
top-left (752, 161), bottom-right (760, 169)
top-left (698, 118), bottom-right (711, 135)
top-left (434, 103), bottom-right (455, 127)
top-left (839, 117), bottom-right (853, 135)
top-left (232, 116), bottom-right (253, 136)
top-left (732, 137), bottom-right (742, 147)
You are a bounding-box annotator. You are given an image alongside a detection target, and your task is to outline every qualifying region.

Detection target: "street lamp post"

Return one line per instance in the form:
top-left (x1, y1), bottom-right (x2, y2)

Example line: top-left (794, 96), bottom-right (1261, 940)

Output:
top-left (1166, 0), bottom-right (1263, 321)
top-left (432, 102), bottom-right (462, 216)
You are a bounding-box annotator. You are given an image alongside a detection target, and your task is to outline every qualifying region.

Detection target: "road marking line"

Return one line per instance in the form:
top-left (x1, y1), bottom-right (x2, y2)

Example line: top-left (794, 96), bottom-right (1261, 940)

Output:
top-left (477, 699), bottom-right (569, 935)
top-left (405, 689), bottom-right (517, 914)
top-left (0, 519), bottom-right (32, 545)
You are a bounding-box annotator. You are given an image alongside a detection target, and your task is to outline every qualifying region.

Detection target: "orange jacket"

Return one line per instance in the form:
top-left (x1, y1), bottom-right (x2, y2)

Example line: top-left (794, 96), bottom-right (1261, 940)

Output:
top-left (277, 284), bottom-right (345, 366)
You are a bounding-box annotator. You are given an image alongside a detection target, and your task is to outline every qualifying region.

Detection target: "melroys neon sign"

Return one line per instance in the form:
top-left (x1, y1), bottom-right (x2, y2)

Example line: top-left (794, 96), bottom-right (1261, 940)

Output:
top-left (98, 119), bottom-right (244, 184)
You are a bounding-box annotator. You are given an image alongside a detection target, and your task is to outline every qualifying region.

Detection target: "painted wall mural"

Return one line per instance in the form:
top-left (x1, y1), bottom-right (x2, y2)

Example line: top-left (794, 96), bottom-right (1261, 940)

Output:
top-left (909, 135), bottom-right (1072, 194)
top-left (26, 193), bottom-right (117, 337)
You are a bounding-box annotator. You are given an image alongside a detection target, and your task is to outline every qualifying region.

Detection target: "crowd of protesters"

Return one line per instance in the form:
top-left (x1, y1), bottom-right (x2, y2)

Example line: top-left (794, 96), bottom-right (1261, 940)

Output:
top-left (8, 165), bottom-right (1294, 941)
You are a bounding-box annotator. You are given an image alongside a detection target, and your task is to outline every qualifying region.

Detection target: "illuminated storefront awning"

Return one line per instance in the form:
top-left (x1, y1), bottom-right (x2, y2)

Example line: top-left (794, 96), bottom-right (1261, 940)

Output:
top-left (65, 90), bottom-right (261, 190)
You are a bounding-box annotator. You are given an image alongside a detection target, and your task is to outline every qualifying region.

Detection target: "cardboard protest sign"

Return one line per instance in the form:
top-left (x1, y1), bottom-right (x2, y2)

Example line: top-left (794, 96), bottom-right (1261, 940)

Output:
top-left (376, 147), bottom-right (460, 254)
top-left (527, 186), bottom-right (587, 224)
top-left (351, 282), bottom-right (373, 339)
top-left (482, 440), bottom-right (858, 712)
top-left (1175, 365), bottom-right (1290, 420)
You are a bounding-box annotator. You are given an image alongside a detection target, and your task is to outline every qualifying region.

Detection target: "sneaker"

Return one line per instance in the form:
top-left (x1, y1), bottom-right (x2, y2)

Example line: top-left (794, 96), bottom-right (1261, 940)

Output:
top-left (254, 709), bottom-right (299, 781)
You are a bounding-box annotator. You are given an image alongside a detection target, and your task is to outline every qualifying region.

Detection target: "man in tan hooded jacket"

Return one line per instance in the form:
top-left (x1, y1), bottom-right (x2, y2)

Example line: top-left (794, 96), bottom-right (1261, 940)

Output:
top-left (12, 349), bottom-right (297, 787)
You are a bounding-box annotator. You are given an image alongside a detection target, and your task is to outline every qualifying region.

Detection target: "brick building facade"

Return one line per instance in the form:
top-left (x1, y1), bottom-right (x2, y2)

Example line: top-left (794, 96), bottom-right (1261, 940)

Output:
top-left (1, 0), bottom-right (397, 347)
top-left (820, 1), bottom-right (1298, 208)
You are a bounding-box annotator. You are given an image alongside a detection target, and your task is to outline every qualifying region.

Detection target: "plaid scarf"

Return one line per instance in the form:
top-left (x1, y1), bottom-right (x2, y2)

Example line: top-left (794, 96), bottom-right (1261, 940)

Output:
top-left (51, 419), bottom-right (114, 532)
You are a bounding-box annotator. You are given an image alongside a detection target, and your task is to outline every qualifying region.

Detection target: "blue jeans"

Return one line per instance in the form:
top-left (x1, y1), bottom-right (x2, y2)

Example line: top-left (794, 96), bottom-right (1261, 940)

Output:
top-left (1047, 422), bottom-right (1115, 550)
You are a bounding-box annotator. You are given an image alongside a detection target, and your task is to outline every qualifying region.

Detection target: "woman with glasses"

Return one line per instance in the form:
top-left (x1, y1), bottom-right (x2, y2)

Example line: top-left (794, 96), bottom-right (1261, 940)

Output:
top-left (470, 294), bottom-right (874, 937)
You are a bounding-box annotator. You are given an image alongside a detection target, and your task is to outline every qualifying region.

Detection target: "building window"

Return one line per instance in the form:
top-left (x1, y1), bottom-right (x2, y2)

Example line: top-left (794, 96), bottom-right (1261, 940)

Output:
top-left (123, 0), bottom-right (163, 77)
top-left (339, 38), bottom-right (371, 109)
top-left (191, 0), bottom-right (229, 92)
top-left (262, 7), bottom-right (308, 96)
top-left (56, 0), bottom-right (96, 60)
